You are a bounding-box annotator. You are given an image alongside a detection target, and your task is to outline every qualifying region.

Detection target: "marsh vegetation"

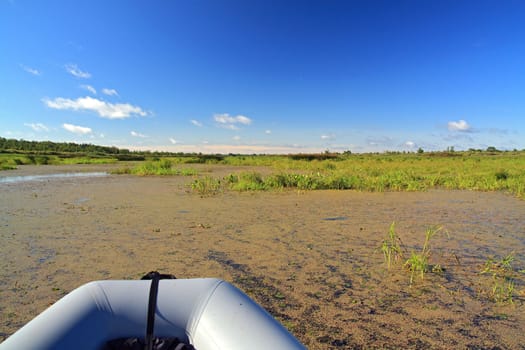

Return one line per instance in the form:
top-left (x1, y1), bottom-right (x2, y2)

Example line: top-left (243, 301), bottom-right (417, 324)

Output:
top-left (124, 151), bottom-right (525, 199)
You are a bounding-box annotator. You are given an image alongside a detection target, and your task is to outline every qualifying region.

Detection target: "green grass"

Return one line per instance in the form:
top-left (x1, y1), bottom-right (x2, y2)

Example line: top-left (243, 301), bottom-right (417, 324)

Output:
top-left (110, 160), bottom-right (198, 176)
top-left (191, 176), bottom-right (222, 196)
top-left (403, 226), bottom-right (444, 285)
top-left (222, 152), bottom-right (525, 198)
top-left (0, 153), bottom-right (118, 169)
top-left (480, 253), bottom-right (519, 304)
top-left (380, 222), bottom-right (403, 269)
top-left (130, 152), bottom-right (524, 199)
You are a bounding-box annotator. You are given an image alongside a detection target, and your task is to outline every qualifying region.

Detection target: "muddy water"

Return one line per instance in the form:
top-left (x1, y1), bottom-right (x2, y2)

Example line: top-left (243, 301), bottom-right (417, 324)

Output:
top-left (1, 165), bottom-right (525, 349)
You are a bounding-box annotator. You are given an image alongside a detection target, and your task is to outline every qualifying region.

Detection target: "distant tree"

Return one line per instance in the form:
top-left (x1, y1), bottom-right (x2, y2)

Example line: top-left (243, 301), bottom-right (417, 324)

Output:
top-left (417, 147), bottom-right (424, 154)
top-left (0, 136), bottom-right (132, 155)
top-left (486, 146), bottom-right (498, 152)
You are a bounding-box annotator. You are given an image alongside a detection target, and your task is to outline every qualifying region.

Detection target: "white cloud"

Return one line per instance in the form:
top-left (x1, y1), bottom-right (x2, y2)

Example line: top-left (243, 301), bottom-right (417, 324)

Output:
top-left (233, 135), bottom-right (241, 141)
top-left (131, 131), bottom-right (147, 138)
top-left (214, 113), bottom-right (252, 129)
top-left (235, 115), bottom-right (251, 125)
top-left (65, 64), bottom-right (91, 79)
top-left (448, 119), bottom-right (471, 132)
top-left (321, 133), bottom-right (336, 141)
top-left (265, 130), bottom-right (272, 134)
top-left (169, 138), bottom-right (179, 144)
top-left (63, 123), bottom-right (92, 135)
top-left (24, 123), bottom-right (49, 132)
top-left (80, 84), bottom-right (97, 94)
top-left (102, 88), bottom-right (118, 96)
top-left (404, 141), bottom-right (416, 148)
top-left (43, 96), bottom-right (148, 119)
top-left (190, 119), bottom-right (203, 127)
top-left (20, 64), bottom-right (41, 76)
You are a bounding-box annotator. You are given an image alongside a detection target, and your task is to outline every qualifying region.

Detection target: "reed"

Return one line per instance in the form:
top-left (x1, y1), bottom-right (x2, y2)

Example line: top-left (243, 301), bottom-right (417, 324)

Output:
top-left (380, 222), bottom-right (403, 269)
top-left (404, 226), bottom-right (443, 285)
top-left (191, 176), bottom-right (222, 196)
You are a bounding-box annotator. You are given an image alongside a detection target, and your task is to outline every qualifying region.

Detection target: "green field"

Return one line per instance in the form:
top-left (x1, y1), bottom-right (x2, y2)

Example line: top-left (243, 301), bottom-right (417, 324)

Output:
top-left (108, 151), bottom-right (525, 199)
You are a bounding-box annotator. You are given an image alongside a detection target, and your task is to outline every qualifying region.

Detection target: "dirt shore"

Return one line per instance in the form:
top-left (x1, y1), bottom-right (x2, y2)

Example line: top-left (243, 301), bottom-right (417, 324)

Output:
top-left (1, 165), bottom-right (525, 349)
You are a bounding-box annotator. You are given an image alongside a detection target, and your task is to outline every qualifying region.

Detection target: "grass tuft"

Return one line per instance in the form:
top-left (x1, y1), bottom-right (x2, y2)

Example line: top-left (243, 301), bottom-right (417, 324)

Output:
top-left (191, 176), bottom-right (222, 196)
top-left (110, 160), bottom-right (198, 176)
top-left (404, 226), bottom-right (444, 285)
top-left (480, 252), bottom-right (518, 304)
top-left (380, 222), bottom-right (403, 268)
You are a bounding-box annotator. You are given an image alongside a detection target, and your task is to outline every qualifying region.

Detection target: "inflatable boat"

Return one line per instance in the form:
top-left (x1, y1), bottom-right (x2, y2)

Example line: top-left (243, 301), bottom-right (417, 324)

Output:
top-left (1, 277), bottom-right (305, 349)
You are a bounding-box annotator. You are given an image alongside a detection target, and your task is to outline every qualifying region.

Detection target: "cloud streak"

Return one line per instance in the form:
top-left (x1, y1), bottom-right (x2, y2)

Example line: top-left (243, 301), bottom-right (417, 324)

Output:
top-left (190, 119), bottom-right (203, 127)
top-left (448, 119), bottom-right (471, 132)
top-left (20, 64), bottom-right (41, 76)
top-left (131, 131), bottom-right (147, 138)
top-left (102, 88), bottom-right (118, 96)
top-left (404, 140), bottom-right (417, 148)
top-left (24, 123), bottom-right (49, 132)
top-left (214, 113), bottom-right (252, 130)
top-left (43, 96), bottom-right (148, 119)
top-left (65, 64), bottom-right (91, 79)
top-left (63, 123), bottom-right (92, 135)
top-left (321, 133), bottom-right (335, 141)
top-left (80, 84), bottom-right (97, 94)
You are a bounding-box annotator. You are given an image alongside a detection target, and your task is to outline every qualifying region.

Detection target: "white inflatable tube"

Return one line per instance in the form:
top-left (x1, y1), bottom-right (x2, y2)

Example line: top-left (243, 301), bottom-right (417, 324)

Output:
top-left (1, 278), bottom-right (305, 350)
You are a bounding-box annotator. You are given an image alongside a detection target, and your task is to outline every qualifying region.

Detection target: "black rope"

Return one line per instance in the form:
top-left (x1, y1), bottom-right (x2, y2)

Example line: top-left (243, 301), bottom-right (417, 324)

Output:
top-left (142, 271), bottom-right (177, 350)
top-left (145, 272), bottom-right (160, 350)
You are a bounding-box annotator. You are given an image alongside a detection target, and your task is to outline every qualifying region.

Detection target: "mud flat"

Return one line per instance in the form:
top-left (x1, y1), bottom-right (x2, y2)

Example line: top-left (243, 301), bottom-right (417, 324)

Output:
top-left (1, 165), bottom-right (525, 349)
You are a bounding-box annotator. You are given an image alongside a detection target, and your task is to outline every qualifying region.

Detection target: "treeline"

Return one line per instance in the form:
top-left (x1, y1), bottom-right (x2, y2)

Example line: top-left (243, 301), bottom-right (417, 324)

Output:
top-left (0, 137), bottom-right (129, 155)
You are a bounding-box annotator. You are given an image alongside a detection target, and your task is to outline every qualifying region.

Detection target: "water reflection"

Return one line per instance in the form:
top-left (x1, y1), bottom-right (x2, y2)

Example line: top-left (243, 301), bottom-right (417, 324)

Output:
top-left (0, 172), bottom-right (108, 184)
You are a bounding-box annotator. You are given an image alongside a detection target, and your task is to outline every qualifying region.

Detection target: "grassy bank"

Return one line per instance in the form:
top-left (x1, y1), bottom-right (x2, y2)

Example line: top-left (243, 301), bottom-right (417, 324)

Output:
top-left (0, 153), bottom-right (122, 170)
top-left (188, 152), bottom-right (525, 198)
top-left (111, 159), bottom-right (198, 176)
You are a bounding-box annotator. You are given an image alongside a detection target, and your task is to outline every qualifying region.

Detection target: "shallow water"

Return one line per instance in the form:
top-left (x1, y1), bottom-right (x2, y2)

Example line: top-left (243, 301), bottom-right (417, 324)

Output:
top-left (1, 164), bottom-right (525, 349)
top-left (0, 172), bottom-right (107, 184)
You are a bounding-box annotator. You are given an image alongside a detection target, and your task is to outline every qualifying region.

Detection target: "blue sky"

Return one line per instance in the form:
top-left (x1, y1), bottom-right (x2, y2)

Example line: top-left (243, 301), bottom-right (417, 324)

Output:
top-left (1, 0), bottom-right (524, 153)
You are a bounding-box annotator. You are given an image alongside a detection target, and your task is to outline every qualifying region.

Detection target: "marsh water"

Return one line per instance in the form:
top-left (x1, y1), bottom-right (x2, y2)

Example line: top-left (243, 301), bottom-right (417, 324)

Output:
top-left (1, 164), bottom-right (524, 349)
top-left (0, 172), bottom-right (107, 184)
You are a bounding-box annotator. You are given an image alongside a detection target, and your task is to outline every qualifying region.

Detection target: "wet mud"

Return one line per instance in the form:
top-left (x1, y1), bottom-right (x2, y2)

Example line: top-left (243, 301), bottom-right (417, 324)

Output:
top-left (1, 164), bottom-right (525, 349)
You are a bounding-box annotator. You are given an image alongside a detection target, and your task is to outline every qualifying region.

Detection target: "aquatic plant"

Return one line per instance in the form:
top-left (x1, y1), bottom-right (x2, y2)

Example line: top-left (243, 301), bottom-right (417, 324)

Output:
top-left (191, 176), bottom-right (222, 196)
top-left (111, 161), bottom-right (198, 176)
top-left (380, 222), bottom-right (403, 269)
top-left (480, 252), bottom-right (518, 304)
top-left (227, 172), bottom-right (267, 191)
top-left (404, 226), bottom-right (443, 285)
